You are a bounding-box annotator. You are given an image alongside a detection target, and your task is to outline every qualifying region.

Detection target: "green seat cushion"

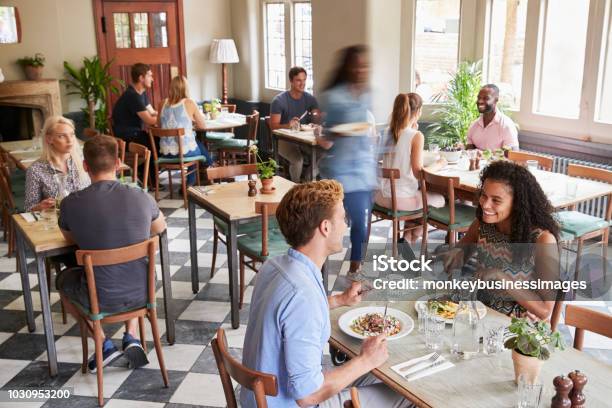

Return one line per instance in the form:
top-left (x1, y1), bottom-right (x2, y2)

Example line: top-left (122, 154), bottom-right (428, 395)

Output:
top-left (119, 177), bottom-right (148, 192)
top-left (559, 230), bottom-right (575, 242)
top-left (557, 211), bottom-right (610, 237)
top-left (214, 216), bottom-right (279, 236)
top-left (237, 229), bottom-right (290, 259)
top-left (372, 203), bottom-right (423, 218)
top-left (156, 155), bottom-right (207, 164)
top-left (427, 203), bottom-right (476, 228)
top-left (204, 131), bottom-right (234, 141)
top-left (212, 139), bottom-right (258, 149)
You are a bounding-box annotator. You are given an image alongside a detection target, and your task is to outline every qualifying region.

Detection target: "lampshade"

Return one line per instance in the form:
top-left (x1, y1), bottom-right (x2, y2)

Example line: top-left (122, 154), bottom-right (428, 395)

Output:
top-left (209, 39), bottom-right (239, 64)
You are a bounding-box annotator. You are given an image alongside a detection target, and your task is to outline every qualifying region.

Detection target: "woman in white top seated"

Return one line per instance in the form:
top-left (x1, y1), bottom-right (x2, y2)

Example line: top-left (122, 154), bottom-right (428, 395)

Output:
top-left (376, 92), bottom-right (446, 243)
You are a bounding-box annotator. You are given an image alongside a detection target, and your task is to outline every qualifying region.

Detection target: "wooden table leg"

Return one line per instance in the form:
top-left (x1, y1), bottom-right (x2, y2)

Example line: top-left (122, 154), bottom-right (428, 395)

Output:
top-left (188, 198), bottom-right (199, 294)
top-left (36, 254), bottom-right (58, 377)
top-left (227, 220), bottom-right (240, 329)
top-left (16, 229), bottom-right (35, 332)
top-left (159, 230), bottom-right (175, 345)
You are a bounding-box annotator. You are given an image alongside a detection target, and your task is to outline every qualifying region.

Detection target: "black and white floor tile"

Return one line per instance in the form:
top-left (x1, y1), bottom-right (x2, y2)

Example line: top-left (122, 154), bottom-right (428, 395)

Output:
top-left (0, 181), bottom-right (610, 407)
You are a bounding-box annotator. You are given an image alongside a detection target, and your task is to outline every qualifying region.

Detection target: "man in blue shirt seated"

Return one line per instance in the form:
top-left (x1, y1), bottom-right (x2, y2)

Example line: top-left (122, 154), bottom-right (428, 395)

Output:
top-left (241, 180), bottom-right (413, 407)
top-left (269, 66), bottom-right (320, 182)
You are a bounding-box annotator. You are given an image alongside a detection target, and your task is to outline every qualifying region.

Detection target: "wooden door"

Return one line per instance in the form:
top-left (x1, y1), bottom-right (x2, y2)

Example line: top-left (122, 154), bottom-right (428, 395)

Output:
top-left (94, 0), bottom-right (186, 111)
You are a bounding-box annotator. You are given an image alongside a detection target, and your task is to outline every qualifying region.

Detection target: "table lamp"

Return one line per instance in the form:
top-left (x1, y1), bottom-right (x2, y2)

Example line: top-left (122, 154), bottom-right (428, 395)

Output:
top-left (210, 39), bottom-right (239, 104)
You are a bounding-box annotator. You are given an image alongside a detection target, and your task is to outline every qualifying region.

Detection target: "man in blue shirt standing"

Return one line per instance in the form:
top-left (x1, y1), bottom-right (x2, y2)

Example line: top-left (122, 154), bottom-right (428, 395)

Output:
top-left (241, 180), bottom-right (413, 407)
top-left (269, 67), bottom-right (320, 182)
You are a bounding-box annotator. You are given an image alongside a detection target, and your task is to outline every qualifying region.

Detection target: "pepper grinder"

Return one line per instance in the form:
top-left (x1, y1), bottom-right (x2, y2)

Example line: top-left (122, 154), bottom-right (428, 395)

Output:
top-left (551, 375), bottom-right (573, 408)
top-left (248, 179), bottom-right (257, 197)
top-left (568, 370), bottom-right (587, 408)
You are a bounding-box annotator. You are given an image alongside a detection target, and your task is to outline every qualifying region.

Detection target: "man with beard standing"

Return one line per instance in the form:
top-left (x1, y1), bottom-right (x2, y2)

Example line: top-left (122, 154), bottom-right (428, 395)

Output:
top-left (466, 84), bottom-right (518, 150)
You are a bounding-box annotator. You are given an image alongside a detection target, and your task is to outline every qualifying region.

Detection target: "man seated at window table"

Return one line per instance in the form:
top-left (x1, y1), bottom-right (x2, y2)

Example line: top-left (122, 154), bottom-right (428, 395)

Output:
top-left (241, 180), bottom-right (414, 407)
top-left (269, 66), bottom-right (320, 182)
top-left (57, 135), bottom-right (166, 373)
top-left (466, 84), bottom-right (519, 151)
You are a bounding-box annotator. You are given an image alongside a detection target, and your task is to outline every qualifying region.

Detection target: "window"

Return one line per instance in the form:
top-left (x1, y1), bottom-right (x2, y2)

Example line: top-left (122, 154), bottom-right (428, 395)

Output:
top-left (534, 0), bottom-right (590, 118)
top-left (414, 0), bottom-right (461, 103)
top-left (263, 1), bottom-right (314, 92)
top-left (113, 13), bottom-right (131, 49)
top-left (133, 12), bottom-right (150, 48)
top-left (0, 6), bottom-right (20, 44)
top-left (294, 2), bottom-right (313, 93)
top-left (596, 1), bottom-right (612, 123)
top-left (485, 0), bottom-right (528, 109)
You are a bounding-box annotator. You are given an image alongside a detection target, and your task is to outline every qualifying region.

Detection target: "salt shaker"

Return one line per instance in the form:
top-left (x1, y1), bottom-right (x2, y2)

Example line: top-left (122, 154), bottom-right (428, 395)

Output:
top-left (568, 370), bottom-right (587, 408)
top-left (551, 375), bottom-right (573, 408)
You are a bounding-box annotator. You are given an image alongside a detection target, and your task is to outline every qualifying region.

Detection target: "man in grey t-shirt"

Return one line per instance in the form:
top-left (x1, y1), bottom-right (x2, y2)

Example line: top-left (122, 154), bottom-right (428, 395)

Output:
top-left (270, 66), bottom-right (320, 182)
top-left (58, 135), bottom-right (166, 373)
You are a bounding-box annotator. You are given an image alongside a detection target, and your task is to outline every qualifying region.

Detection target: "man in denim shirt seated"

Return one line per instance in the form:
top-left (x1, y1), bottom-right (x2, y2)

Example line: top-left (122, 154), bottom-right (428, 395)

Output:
top-left (241, 180), bottom-right (413, 407)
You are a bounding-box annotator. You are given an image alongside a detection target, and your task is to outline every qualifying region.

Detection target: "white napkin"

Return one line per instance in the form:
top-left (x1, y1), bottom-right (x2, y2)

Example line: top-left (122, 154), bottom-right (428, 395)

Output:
top-left (20, 212), bottom-right (36, 223)
top-left (391, 352), bottom-right (454, 382)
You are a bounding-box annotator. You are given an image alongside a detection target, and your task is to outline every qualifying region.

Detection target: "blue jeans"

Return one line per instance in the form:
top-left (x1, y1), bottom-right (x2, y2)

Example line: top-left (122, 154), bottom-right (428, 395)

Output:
top-left (161, 140), bottom-right (211, 185)
top-left (344, 190), bottom-right (373, 262)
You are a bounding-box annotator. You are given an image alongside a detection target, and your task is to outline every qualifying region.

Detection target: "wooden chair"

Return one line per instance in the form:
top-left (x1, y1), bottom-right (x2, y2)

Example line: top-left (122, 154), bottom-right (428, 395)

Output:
top-left (123, 142), bottom-right (151, 191)
top-left (111, 137), bottom-right (127, 178)
top-left (212, 328), bottom-right (278, 408)
top-left (83, 128), bottom-right (100, 138)
top-left (564, 304), bottom-right (612, 350)
top-left (420, 170), bottom-right (476, 254)
top-left (507, 150), bottom-right (553, 171)
top-left (370, 168), bottom-right (425, 258)
top-left (343, 387), bottom-right (361, 408)
top-left (237, 201), bottom-right (289, 309)
top-left (214, 111), bottom-right (260, 165)
top-left (206, 164), bottom-right (263, 279)
top-left (61, 237), bottom-right (169, 406)
top-left (149, 128), bottom-right (207, 208)
top-left (557, 164), bottom-right (611, 282)
top-left (0, 164), bottom-right (22, 257)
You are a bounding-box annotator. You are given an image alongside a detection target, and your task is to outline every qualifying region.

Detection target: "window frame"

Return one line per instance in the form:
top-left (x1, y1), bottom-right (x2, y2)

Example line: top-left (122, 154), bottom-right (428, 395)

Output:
top-left (262, 0), bottom-right (313, 99)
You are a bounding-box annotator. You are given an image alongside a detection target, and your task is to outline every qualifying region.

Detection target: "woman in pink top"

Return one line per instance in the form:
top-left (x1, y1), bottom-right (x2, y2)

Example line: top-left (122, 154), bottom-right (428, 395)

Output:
top-left (376, 93), bottom-right (446, 243)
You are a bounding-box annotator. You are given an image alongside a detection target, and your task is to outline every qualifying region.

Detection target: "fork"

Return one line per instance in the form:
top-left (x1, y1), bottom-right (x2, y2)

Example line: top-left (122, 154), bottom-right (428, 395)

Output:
top-left (405, 358), bottom-right (446, 380)
top-left (399, 352), bottom-right (440, 372)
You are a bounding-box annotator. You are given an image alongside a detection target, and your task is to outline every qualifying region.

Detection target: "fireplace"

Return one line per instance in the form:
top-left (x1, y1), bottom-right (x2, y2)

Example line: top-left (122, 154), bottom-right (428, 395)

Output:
top-left (0, 79), bottom-right (62, 141)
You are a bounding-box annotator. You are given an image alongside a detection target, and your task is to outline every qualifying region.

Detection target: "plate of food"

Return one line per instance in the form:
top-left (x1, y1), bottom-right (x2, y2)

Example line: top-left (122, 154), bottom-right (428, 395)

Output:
top-left (338, 306), bottom-right (414, 340)
top-left (415, 294), bottom-right (486, 323)
top-left (330, 122), bottom-right (372, 136)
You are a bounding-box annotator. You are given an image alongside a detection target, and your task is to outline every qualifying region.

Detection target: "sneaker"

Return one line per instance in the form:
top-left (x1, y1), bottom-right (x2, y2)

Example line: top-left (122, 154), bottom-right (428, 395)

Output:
top-left (122, 333), bottom-right (149, 369)
top-left (88, 339), bottom-right (122, 374)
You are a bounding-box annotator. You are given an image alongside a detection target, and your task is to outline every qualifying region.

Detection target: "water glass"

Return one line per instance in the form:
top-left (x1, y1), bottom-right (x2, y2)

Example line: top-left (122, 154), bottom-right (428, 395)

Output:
top-left (415, 301), bottom-right (427, 333)
top-left (425, 305), bottom-right (445, 350)
top-left (483, 323), bottom-right (505, 355)
top-left (566, 178), bottom-right (578, 198)
top-left (526, 160), bottom-right (538, 172)
top-left (40, 208), bottom-right (57, 230)
top-left (517, 374), bottom-right (543, 408)
top-left (429, 144), bottom-right (440, 153)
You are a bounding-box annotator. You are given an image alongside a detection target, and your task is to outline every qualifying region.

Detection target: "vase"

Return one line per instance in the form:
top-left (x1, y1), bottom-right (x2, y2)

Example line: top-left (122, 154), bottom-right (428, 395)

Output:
top-left (512, 349), bottom-right (543, 385)
top-left (260, 177), bottom-right (275, 194)
top-left (24, 65), bottom-right (43, 80)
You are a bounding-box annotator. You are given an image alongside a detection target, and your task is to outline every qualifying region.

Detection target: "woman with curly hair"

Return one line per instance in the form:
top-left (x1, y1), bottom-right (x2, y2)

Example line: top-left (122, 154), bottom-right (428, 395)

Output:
top-left (448, 160), bottom-right (560, 320)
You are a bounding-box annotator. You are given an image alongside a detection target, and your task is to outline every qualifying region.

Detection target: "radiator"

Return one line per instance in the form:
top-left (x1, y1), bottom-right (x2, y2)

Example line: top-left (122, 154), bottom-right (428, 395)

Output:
top-left (528, 151), bottom-right (611, 219)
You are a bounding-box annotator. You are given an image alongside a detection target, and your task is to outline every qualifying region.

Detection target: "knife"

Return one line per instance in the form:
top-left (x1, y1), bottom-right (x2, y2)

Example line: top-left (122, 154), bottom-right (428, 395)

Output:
top-left (404, 358), bottom-right (445, 380)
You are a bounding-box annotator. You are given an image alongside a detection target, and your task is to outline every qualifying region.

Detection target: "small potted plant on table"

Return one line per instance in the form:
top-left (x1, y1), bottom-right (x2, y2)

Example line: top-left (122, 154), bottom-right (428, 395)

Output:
top-left (17, 53), bottom-right (45, 80)
top-left (504, 317), bottom-right (565, 384)
top-left (250, 145), bottom-right (278, 194)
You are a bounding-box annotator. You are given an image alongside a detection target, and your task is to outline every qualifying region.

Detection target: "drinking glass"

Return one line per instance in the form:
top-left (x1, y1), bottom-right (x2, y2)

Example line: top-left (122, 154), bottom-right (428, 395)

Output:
top-left (483, 323), bottom-right (505, 355)
top-left (526, 160), bottom-right (538, 172)
top-left (429, 144), bottom-right (440, 153)
top-left (517, 374), bottom-right (543, 408)
top-left (31, 136), bottom-right (42, 151)
top-left (425, 304), bottom-right (445, 350)
top-left (466, 149), bottom-right (478, 160)
top-left (566, 178), bottom-right (578, 198)
top-left (40, 208), bottom-right (57, 230)
top-left (415, 301), bottom-right (427, 333)
top-left (291, 120), bottom-right (300, 132)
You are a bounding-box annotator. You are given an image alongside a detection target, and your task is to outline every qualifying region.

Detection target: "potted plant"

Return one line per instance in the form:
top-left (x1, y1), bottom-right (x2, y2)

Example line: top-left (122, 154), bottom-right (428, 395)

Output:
top-left (17, 53), bottom-right (45, 80)
top-left (504, 317), bottom-right (565, 384)
top-left (63, 56), bottom-right (122, 132)
top-left (250, 145), bottom-right (278, 194)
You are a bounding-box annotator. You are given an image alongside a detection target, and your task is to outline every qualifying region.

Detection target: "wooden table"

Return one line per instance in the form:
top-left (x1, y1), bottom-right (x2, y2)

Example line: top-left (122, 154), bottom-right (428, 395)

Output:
top-left (272, 128), bottom-right (320, 181)
top-left (330, 301), bottom-right (612, 407)
top-left (435, 164), bottom-right (612, 209)
top-left (187, 176), bottom-right (310, 328)
top-left (0, 140), bottom-right (130, 172)
top-left (13, 214), bottom-right (175, 377)
top-left (195, 114), bottom-right (247, 132)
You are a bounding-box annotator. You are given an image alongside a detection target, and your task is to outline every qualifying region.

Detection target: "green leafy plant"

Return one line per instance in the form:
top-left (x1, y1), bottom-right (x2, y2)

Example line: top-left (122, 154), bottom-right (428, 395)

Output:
top-left (17, 53), bottom-right (45, 67)
top-left (504, 317), bottom-right (565, 360)
top-left (428, 61), bottom-right (483, 146)
top-left (62, 56), bottom-right (122, 132)
top-left (249, 145), bottom-right (278, 179)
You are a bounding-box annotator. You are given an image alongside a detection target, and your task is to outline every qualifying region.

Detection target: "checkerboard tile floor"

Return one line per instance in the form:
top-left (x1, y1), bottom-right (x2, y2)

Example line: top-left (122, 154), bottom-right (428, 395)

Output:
top-left (0, 185), bottom-right (610, 407)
